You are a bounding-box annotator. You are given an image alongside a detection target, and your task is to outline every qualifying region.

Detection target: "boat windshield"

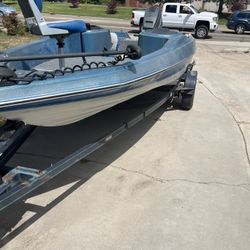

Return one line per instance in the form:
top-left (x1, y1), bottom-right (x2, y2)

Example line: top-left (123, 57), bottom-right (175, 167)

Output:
top-left (190, 5), bottom-right (200, 14)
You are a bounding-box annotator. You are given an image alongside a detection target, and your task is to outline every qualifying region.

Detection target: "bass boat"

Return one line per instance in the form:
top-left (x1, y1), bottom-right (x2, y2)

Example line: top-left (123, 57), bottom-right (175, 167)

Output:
top-left (0, 1), bottom-right (196, 127)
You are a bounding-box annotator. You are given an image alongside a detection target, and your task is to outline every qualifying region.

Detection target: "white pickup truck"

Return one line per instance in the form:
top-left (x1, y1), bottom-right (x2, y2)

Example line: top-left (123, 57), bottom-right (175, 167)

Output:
top-left (131, 3), bottom-right (218, 38)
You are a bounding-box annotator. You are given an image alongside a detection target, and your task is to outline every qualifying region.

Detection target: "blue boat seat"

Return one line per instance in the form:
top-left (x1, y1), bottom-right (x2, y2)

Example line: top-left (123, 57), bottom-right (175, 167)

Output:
top-left (18, 0), bottom-right (87, 36)
top-left (48, 21), bottom-right (87, 34)
top-left (82, 29), bottom-right (112, 52)
top-left (139, 32), bottom-right (168, 56)
top-left (18, 0), bottom-right (88, 68)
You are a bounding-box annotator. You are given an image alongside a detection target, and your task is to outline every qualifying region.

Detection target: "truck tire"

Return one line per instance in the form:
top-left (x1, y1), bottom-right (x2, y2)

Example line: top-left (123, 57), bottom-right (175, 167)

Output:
top-left (195, 25), bottom-right (208, 39)
top-left (235, 24), bottom-right (246, 34)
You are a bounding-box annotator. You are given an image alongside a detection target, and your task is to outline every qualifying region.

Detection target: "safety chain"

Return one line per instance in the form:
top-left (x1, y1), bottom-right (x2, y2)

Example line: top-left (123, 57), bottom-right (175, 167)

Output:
top-left (0, 54), bottom-right (126, 86)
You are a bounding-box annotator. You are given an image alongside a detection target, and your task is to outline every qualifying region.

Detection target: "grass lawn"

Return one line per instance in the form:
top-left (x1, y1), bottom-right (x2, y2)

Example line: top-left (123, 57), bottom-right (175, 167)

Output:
top-left (218, 18), bottom-right (227, 25)
top-left (11, 2), bottom-right (226, 24)
top-left (13, 2), bottom-right (133, 20)
top-left (0, 32), bottom-right (38, 51)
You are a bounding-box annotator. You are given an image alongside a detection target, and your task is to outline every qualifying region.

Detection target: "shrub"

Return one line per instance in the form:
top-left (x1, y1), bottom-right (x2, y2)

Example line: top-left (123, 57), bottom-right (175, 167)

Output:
top-left (106, 0), bottom-right (117, 14)
top-left (68, 0), bottom-right (80, 8)
top-left (2, 13), bottom-right (26, 36)
top-left (231, 0), bottom-right (246, 12)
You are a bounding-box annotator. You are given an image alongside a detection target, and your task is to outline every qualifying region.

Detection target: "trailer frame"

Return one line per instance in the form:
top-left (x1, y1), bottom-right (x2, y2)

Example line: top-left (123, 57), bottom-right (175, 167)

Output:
top-left (0, 66), bottom-right (197, 212)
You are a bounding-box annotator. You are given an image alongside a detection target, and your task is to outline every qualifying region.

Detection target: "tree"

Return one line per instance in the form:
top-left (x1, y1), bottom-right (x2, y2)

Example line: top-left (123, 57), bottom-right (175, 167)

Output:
top-left (217, 0), bottom-right (224, 15)
top-left (106, 0), bottom-right (117, 14)
top-left (68, 0), bottom-right (80, 8)
top-left (203, 0), bottom-right (247, 16)
top-left (231, 0), bottom-right (247, 11)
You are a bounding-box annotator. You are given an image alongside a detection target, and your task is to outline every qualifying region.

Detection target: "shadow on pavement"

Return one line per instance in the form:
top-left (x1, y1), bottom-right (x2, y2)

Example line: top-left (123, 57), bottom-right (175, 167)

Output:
top-left (0, 89), bottom-right (176, 247)
top-left (221, 30), bottom-right (250, 35)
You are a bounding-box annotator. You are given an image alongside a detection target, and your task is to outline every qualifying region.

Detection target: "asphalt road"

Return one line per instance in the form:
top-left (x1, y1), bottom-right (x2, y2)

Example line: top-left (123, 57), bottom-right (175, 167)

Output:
top-left (107, 26), bottom-right (250, 42)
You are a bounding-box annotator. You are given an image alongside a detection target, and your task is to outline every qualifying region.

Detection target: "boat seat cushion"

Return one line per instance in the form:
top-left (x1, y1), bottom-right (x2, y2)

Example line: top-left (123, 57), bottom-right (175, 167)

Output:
top-left (139, 32), bottom-right (168, 56)
top-left (48, 20), bottom-right (87, 34)
top-left (82, 29), bottom-right (112, 52)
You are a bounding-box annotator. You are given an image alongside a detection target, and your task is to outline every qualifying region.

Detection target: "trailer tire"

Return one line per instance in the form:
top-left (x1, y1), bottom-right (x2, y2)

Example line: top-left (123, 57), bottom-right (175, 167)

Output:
top-left (181, 70), bottom-right (197, 111)
top-left (181, 94), bottom-right (194, 110)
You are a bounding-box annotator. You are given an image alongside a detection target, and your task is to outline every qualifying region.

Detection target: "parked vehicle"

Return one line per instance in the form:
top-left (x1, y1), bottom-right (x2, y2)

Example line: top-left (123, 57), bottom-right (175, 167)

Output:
top-left (227, 10), bottom-right (250, 34)
top-left (0, 3), bottom-right (16, 16)
top-left (131, 2), bottom-right (218, 39)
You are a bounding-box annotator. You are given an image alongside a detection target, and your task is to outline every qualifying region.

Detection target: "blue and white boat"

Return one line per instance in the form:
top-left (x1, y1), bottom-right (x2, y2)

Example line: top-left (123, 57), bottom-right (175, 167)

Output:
top-left (0, 1), bottom-right (196, 127)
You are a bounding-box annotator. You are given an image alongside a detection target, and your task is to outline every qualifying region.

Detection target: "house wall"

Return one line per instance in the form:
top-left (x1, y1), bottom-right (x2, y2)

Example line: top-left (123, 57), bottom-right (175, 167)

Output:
top-left (247, 0), bottom-right (250, 10)
top-left (191, 0), bottom-right (229, 12)
top-left (125, 0), bottom-right (250, 12)
top-left (125, 0), bottom-right (147, 8)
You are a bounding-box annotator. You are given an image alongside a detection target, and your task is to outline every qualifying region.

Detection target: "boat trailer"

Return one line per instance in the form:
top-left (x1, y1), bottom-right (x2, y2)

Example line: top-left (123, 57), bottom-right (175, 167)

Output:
top-left (0, 66), bottom-right (197, 212)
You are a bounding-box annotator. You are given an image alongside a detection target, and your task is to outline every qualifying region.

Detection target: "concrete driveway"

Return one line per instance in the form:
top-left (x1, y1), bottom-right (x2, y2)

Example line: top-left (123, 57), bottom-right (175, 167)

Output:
top-left (0, 41), bottom-right (250, 249)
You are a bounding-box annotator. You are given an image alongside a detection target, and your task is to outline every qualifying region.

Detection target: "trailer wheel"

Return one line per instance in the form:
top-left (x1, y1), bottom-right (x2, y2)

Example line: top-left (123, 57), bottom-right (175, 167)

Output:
top-left (181, 94), bottom-right (194, 110)
top-left (181, 71), bottom-right (197, 110)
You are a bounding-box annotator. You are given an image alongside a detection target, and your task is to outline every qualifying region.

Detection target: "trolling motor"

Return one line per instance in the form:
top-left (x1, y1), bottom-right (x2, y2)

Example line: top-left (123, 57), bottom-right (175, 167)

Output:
top-left (142, 4), bottom-right (163, 31)
top-left (0, 66), bottom-right (17, 85)
top-left (126, 45), bottom-right (141, 60)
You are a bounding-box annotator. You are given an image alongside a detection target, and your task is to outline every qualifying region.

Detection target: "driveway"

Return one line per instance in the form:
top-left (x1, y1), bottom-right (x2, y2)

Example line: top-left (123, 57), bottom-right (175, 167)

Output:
top-left (0, 41), bottom-right (250, 249)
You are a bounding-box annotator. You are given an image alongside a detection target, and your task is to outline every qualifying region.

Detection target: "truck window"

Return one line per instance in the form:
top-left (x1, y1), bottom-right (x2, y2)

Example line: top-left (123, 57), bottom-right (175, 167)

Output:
top-left (237, 12), bottom-right (248, 19)
top-left (180, 5), bottom-right (193, 14)
top-left (165, 5), bottom-right (177, 13)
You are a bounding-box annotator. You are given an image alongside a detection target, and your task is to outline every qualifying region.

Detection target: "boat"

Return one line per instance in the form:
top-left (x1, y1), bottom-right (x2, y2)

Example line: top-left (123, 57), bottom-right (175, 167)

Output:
top-left (0, 1), bottom-right (196, 127)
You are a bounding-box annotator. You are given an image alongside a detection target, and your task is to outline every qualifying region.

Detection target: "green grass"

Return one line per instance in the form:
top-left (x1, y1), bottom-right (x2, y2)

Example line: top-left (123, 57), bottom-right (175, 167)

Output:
top-left (0, 31), bottom-right (37, 51)
top-left (13, 3), bottom-right (132, 20)
top-left (218, 18), bottom-right (227, 25)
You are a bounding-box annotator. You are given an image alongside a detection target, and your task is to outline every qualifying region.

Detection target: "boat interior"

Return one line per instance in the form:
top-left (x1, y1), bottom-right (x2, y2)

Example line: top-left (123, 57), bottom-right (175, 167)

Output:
top-left (0, 0), bottom-right (188, 86)
top-left (5, 28), bottom-right (177, 71)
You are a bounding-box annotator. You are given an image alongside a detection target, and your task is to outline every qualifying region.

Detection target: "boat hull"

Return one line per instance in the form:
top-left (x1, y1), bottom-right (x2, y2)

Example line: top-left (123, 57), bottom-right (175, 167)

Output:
top-left (1, 58), bottom-right (190, 126)
top-left (0, 30), bottom-right (195, 127)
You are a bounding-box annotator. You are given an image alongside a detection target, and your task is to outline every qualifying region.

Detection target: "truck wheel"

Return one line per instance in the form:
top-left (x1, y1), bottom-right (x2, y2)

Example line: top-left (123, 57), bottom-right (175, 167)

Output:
top-left (235, 24), bottom-right (246, 34)
top-left (180, 71), bottom-right (197, 110)
top-left (195, 25), bottom-right (208, 39)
